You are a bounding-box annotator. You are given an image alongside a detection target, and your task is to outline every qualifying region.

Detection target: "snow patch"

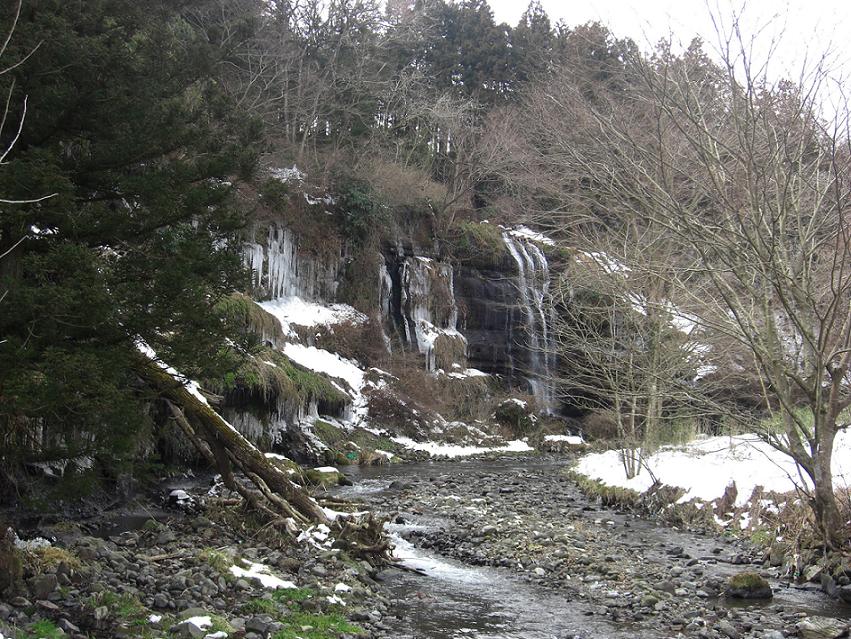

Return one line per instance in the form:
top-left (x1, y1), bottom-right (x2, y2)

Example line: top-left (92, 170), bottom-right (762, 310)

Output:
top-left (184, 616), bottom-right (212, 630)
top-left (391, 437), bottom-right (534, 458)
top-left (544, 434), bottom-right (585, 445)
top-left (229, 561), bottom-right (297, 590)
top-left (508, 225), bottom-right (556, 246)
top-left (575, 432), bottom-right (851, 508)
top-left (259, 297), bottom-right (366, 338)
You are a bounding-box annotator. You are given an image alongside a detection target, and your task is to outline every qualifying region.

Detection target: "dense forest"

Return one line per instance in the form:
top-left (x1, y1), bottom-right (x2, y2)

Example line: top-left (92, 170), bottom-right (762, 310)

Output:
top-left (2, 1), bottom-right (851, 638)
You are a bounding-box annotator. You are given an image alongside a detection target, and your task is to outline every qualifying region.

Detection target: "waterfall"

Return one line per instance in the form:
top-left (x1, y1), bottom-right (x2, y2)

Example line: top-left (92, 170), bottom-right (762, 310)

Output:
top-left (502, 231), bottom-right (555, 412)
top-left (244, 225), bottom-right (339, 301)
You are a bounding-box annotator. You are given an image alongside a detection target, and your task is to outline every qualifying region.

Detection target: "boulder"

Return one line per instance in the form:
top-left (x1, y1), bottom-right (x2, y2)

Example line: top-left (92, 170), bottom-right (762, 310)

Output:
top-left (725, 572), bottom-right (772, 600)
top-left (797, 617), bottom-right (850, 639)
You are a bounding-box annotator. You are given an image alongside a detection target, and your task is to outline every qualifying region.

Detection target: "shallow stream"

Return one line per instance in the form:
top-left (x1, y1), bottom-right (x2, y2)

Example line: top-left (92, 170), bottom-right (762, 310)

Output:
top-left (337, 458), bottom-right (851, 639)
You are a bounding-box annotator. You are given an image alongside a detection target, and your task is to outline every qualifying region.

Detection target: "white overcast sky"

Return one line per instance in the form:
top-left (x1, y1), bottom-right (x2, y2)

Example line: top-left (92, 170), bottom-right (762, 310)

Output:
top-left (489, 0), bottom-right (851, 80)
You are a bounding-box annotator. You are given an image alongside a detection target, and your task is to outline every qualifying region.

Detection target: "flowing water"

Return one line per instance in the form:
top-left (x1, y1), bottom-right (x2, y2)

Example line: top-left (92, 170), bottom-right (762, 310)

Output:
top-left (502, 232), bottom-right (556, 412)
top-left (337, 459), bottom-right (851, 639)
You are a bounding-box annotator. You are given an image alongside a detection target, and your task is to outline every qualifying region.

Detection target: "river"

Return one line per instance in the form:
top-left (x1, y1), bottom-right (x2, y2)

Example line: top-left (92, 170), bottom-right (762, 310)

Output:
top-left (335, 457), bottom-right (851, 639)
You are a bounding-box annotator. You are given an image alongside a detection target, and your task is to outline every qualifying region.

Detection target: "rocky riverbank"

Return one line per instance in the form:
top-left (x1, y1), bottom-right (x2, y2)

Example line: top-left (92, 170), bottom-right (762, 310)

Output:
top-left (3, 454), bottom-right (850, 639)
top-left (0, 486), bottom-right (394, 639)
top-left (342, 456), bottom-right (851, 639)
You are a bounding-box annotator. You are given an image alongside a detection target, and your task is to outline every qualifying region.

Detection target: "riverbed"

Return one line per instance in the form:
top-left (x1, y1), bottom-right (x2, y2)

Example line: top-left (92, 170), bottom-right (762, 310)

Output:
top-left (336, 456), bottom-right (851, 639)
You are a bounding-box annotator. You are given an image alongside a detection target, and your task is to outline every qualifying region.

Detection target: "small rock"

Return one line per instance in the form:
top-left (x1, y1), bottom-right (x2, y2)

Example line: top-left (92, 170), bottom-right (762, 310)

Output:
top-left (153, 594), bottom-right (170, 609)
top-left (718, 621), bottom-right (741, 639)
top-left (36, 600), bottom-right (60, 612)
top-left (57, 619), bottom-right (81, 633)
top-left (804, 564), bottom-right (824, 583)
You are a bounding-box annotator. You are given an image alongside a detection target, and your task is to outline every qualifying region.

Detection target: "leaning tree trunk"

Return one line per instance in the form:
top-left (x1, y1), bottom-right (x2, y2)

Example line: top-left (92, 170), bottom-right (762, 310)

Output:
top-left (134, 352), bottom-right (329, 526)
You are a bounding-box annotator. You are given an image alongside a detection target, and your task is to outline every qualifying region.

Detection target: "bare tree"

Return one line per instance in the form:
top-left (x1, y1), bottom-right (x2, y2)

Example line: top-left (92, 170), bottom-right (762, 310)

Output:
top-left (552, 221), bottom-right (712, 478)
top-left (500, 19), bottom-right (851, 546)
top-left (0, 0), bottom-right (55, 327)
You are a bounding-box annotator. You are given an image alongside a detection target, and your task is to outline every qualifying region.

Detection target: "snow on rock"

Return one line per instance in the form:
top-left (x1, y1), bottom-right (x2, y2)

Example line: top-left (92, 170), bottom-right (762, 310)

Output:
top-left (282, 343), bottom-right (369, 426)
top-left (575, 432), bottom-right (851, 507)
top-left (322, 507), bottom-right (368, 521)
top-left (229, 561), bottom-right (297, 589)
top-left (282, 343), bottom-right (363, 393)
top-left (314, 466), bottom-right (338, 473)
top-left (391, 437), bottom-right (534, 458)
top-left (326, 594), bottom-right (346, 606)
top-left (11, 532), bottom-right (51, 551)
top-left (298, 524), bottom-right (334, 550)
top-left (259, 297), bottom-right (366, 338)
top-left (169, 489), bottom-right (195, 507)
top-left (184, 616), bottom-right (212, 630)
top-left (445, 366), bottom-right (490, 379)
top-left (508, 225), bottom-right (556, 246)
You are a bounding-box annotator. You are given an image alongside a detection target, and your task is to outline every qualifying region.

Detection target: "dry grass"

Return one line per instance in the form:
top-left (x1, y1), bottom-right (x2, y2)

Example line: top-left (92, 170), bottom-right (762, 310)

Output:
top-left (26, 546), bottom-right (82, 573)
top-left (357, 158), bottom-right (446, 211)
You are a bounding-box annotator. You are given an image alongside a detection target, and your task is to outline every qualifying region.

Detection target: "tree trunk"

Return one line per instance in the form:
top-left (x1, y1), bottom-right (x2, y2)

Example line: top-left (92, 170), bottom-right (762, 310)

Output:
top-left (135, 353), bottom-right (329, 525)
top-left (812, 426), bottom-right (845, 549)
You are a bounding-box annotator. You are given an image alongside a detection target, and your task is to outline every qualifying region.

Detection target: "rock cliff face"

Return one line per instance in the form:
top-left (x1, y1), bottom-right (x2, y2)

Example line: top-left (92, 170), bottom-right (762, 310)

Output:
top-left (226, 213), bottom-right (560, 455)
top-left (454, 229), bottom-right (557, 412)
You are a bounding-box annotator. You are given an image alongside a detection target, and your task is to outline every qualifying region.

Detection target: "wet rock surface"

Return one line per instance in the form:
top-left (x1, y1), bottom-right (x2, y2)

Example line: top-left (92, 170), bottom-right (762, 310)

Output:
top-left (340, 457), bottom-right (851, 639)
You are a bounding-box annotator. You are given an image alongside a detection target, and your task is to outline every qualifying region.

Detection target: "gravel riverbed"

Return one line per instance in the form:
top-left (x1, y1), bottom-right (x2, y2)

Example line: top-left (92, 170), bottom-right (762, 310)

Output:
top-left (340, 456), bottom-right (851, 639)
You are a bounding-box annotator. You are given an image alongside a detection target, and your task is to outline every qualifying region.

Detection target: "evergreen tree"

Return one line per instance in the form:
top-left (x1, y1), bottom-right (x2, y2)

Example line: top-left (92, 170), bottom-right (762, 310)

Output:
top-left (0, 0), bottom-right (260, 476)
top-left (510, 1), bottom-right (555, 84)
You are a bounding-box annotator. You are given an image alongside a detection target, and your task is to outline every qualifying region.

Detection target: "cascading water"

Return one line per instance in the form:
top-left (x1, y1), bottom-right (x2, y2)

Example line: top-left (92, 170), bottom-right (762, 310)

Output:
top-left (502, 231), bottom-right (556, 413)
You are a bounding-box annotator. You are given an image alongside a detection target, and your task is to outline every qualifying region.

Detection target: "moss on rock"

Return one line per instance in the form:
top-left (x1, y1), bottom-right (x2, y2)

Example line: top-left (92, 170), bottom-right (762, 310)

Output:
top-left (726, 571), bottom-right (773, 599)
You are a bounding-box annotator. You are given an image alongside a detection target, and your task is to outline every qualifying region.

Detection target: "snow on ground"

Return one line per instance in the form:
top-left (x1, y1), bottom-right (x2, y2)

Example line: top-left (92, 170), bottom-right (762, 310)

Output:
top-left (282, 343), bottom-right (364, 392)
top-left (544, 434), bottom-right (585, 445)
top-left (575, 432), bottom-right (851, 507)
top-left (391, 437), bottom-right (534, 458)
top-left (229, 561), bottom-right (297, 589)
top-left (268, 165), bottom-right (305, 183)
top-left (259, 297), bottom-right (366, 338)
top-left (445, 366), bottom-right (490, 379)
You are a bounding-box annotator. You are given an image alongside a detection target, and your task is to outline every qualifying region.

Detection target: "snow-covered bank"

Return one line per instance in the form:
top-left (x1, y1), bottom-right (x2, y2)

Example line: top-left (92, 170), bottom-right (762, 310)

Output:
top-left (575, 432), bottom-right (851, 508)
top-left (259, 297), bottom-right (366, 337)
top-left (391, 437), bottom-right (534, 458)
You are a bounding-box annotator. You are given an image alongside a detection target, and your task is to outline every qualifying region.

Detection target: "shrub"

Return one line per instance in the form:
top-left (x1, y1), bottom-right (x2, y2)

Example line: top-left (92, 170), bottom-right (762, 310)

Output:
top-left (447, 221), bottom-right (509, 269)
top-left (494, 399), bottom-right (536, 434)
